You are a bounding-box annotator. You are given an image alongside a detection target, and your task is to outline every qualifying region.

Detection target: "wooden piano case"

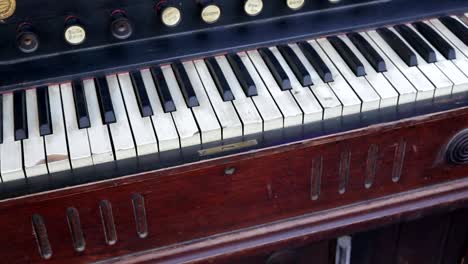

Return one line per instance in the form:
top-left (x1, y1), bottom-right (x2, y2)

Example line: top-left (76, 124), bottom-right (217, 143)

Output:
top-left (0, 104), bottom-right (467, 263)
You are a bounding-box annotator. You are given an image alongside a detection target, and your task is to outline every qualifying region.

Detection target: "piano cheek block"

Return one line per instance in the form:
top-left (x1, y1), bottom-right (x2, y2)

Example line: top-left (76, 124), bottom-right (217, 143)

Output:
top-left (446, 129), bottom-right (468, 165)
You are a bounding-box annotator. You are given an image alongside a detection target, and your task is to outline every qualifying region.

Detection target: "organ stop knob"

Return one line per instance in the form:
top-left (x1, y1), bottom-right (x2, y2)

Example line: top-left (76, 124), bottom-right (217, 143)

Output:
top-left (158, 4), bottom-right (182, 27)
top-left (244, 0), bottom-right (263, 16)
top-left (110, 10), bottom-right (133, 40)
top-left (199, 2), bottom-right (221, 24)
top-left (16, 23), bottom-right (39, 53)
top-left (286, 0), bottom-right (305, 10)
top-left (64, 17), bottom-right (86, 45)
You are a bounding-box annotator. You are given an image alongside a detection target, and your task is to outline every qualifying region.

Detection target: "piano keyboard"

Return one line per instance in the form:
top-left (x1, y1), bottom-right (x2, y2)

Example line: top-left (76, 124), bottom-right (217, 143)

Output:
top-left (1, 16), bottom-right (467, 182)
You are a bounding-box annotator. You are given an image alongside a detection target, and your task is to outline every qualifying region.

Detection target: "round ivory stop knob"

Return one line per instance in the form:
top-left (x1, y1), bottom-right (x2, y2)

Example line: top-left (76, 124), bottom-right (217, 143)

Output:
top-left (244, 0), bottom-right (263, 16)
top-left (286, 0), bottom-right (305, 10)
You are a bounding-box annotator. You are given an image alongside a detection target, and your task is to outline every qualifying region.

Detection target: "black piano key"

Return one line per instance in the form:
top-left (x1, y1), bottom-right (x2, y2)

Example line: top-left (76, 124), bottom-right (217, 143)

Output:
top-left (297, 41), bottom-right (333, 83)
top-left (439, 16), bottom-right (468, 46)
top-left (151, 67), bottom-right (177, 112)
top-left (226, 53), bottom-right (258, 97)
top-left (95, 76), bottom-right (117, 124)
top-left (347, 32), bottom-right (387, 72)
top-left (36, 86), bottom-right (52, 136)
top-left (72, 80), bottom-right (91, 129)
top-left (258, 48), bottom-right (292, 90)
top-left (377, 27), bottom-right (418, 67)
top-left (204, 57), bottom-right (235, 101)
top-left (277, 45), bottom-right (313, 86)
top-left (130, 71), bottom-right (154, 117)
top-left (328, 36), bottom-right (366, 77)
top-left (395, 24), bottom-right (437, 63)
top-left (172, 62), bottom-right (200, 107)
top-left (413, 22), bottom-right (456, 60)
top-left (13, 90), bottom-right (28, 140)
top-left (0, 95), bottom-right (2, 143)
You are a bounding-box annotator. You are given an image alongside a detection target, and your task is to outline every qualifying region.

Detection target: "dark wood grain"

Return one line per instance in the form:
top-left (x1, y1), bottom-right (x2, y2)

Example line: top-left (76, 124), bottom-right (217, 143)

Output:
top-left (0, 107), bottom-right (467, 263)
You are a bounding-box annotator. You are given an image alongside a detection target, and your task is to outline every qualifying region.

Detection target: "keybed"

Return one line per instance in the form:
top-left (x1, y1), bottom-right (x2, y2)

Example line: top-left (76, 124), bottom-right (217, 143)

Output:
top-left (0, 16), bottom-right (467, 182)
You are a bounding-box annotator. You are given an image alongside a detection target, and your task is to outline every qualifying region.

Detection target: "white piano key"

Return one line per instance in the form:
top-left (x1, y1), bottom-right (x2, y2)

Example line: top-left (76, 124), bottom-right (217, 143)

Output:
top-left (60, 83), bottom-right (93, 169)
top-left (359, 32), bottom-right (417, 105)
top-left (118, 73), bottom-right (158, 156)
top-left (247, 50), bottom-right (304, 127)
top-left (290, 43), bottom-right (343, 120)
top-left (407, 23), bottom-right (468, 94)
top-left (270, 46), bottom-right (324, 123)
top-left (195, 59), bottom-right (243, 139)
top-left (23, 90), bottom-right (48, 177)
top-left (237, 52), bottom-right (283, 131)
top-left (161, 65), bottom-right (201, 147)
top-left (0, 94), bottom-right (25, 181)
top-left (342, 35), bottom-right (400, 108)
top-left (140, 70), bottom-right (180, 151)
top-left (182, 61), bottom-right (222, 143)
top-left (389, 27), bottom-right (454, 97)
top-left (83, 79), bottom-right (114, 164)
top-left (318, 38), bottom-right (381, 112)
top-left (107, 75), bottom-right (137, 160)
top-left (44, 85), bottom-right (71, 173)
top-left (210, 56), bottom-right (263, 135)
top-left (309, 40), bottom-right (362, 116)
top-left (428, 20), bottom-right (468, 78)
top-left (430, 18), bottom-right (468, 59)
top-left (366, 30), bottom-right (436, 101)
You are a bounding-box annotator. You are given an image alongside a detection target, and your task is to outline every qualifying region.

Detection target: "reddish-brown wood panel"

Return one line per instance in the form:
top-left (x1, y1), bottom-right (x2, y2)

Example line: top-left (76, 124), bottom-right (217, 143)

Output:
top-left (0, 108), bottom-right (467, 263)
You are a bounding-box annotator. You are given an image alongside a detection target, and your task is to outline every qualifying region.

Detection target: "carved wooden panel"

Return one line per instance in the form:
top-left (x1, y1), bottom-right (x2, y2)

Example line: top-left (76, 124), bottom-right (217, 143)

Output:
top-left (0, 108), bottom-right (467, 263)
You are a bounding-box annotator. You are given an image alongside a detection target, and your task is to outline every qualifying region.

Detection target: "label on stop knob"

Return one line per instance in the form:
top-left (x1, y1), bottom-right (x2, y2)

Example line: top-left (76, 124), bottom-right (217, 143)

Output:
top-left (65, 25), bottom-right (86, 45)
top-left (287, 0), bottom-right (305, 10)
top-left (244, 0), bottom-right (263, 16)
top-left (201, 4), bottom-right (221, 24)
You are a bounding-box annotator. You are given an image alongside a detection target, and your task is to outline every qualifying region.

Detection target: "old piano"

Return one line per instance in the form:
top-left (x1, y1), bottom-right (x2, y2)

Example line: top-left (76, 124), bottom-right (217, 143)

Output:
top-left (0, 0), bottom-right (467, 263)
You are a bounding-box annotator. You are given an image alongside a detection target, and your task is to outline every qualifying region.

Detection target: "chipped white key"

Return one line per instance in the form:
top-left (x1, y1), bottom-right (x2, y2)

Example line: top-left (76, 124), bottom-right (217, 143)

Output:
top-left (390, 27), bottom-right (454, 97)
top-left (83, 79), bottom-right (114, 164)
top-left (107, 75), bottom-right (137, 160)
top-left (291, 43), bottom-right (343, 119)
top-left (360, 32), bottom-right (417, 105)
top-left (407, 23), bottom-right (468, 94)
top-left (195, 59), bottom-right (243, 139)
top-left (118, 73), bottom-right (158, 156)
top-left (140, 70), bottom-right (180, 151)
top-left (210, 56), bottom-right (263, 135)
top-left (318, 38), bottom-right (381, 111)
top-left (367, 30), bottom-right (435, 101)
top-left (309, 40), bottom-right (362, 116)
top-left (60, 83), bottom-right (93, 168)
top-left (45, 85), bottom-right (71, 173)
top-left (342, 35), bottom-right (400, 108)
top-left (161, 65), bottom-right (201, 147)
top-left (182, 61), bottom-right (222, 143)
top-left (270, 46), bottom-right (324, 123)
top-left (23, 90), bottom-right (48, 177)
top-left (1, 94), bottom-right (25, 181)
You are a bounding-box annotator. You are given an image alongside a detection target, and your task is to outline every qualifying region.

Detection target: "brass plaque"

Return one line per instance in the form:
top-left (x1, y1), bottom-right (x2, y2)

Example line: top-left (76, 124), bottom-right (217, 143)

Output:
top-left (198, 140), bottom-right (258, 156)
top-left (0, 0), bottom-right (16, 20)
